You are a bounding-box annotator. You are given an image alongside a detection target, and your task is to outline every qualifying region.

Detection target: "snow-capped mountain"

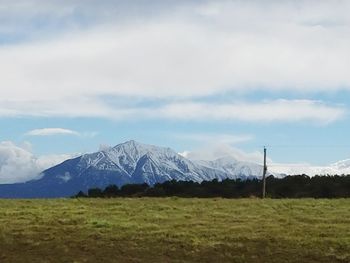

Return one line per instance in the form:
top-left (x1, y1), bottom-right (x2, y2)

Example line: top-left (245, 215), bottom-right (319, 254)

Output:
top-left (331, 159), bottom-right (350, 171)
top-left (76, 140), bottom-right (208, 185)
top-left (268, 159), bottom-right (350, 176)
top-left (0, 140), bottom-right (265, 198)
top-left (194, 156), bottom-right (266, 180)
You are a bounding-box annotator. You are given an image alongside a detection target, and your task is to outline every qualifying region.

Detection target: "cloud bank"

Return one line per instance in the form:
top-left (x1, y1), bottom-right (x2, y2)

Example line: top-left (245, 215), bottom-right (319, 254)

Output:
top-left (0, 99), bottom-right (345, 124)
top-left (0, 0), bottom-right (349, 122)
top-left (153, 100), bottom-right (345, 124)
top-left (0, 141), bottom-right (73, 184)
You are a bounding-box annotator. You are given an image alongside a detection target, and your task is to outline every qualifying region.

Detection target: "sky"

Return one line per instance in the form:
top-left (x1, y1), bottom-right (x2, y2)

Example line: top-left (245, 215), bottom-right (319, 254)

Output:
top-left (1, 0), bottom-right (350, 183)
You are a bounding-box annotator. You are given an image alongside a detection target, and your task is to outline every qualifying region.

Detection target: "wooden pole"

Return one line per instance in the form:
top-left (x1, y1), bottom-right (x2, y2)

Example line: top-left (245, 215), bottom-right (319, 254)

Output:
top-left (262, 147), bottom-right (267, 199)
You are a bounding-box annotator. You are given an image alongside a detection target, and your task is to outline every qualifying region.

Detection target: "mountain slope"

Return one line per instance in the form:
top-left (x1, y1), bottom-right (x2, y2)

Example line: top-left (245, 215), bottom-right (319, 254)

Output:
top-left (0, 140), bottom-right (265, 198)
top-left (195, 156), bottom-right (266, 180)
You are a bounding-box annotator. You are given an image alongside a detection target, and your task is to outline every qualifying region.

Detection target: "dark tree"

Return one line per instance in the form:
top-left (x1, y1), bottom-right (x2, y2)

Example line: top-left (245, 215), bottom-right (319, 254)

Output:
top-left (75, 174), bottom-right (350, 199)
top-left (103, 184), bottom-right (119, 197)
top-left (88, 188), bottom-right (103, 198)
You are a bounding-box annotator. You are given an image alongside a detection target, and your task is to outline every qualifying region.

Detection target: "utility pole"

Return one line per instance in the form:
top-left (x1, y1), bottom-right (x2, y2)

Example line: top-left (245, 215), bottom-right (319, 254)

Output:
top-left (262, 146), bottom-right (267, 199)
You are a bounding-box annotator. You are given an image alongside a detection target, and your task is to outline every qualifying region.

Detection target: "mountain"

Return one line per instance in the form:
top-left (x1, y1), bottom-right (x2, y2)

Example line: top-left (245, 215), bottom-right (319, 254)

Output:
top-left (195, 156), bottom-right (268, 180)
top-left (268, 159), bottom-right (350, 176)
top-left (0, 140), bottom-right (265, 198)
top-left (330, 159), bottom-right (350, 171)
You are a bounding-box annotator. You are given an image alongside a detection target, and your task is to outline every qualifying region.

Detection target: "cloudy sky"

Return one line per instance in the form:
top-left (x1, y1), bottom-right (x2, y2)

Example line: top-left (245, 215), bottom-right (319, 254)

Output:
top-left (1, 0), bottom-right (350, 182)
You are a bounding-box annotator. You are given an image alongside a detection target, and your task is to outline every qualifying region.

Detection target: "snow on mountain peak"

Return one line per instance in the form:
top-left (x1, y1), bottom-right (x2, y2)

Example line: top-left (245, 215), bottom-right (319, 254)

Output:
top-left (331, 159), bottom-right (350, 170)
top-left (77, 140), bottom-right (198, 181)
top-left (69, 140), bottom-right (269, 186)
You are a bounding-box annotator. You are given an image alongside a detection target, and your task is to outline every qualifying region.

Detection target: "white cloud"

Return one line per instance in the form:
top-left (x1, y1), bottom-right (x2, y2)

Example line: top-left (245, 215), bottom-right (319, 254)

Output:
top-left (0, 99), bottom-right (345, 124)
top-left (0, 141), bottom-right (74, 184)
top-left (25, 128), bottom-right (80, 136)
top-left (154, 100), bottom-right (345, 124)
top-left (0, 141), bottom-right (38, 183)
top-left (0, 1), bottom-right (349, 120)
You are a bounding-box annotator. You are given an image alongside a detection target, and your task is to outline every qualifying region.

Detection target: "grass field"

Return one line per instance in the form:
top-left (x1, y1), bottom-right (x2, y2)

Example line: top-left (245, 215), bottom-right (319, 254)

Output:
top-left (0, 198), bottom-right (349, 263)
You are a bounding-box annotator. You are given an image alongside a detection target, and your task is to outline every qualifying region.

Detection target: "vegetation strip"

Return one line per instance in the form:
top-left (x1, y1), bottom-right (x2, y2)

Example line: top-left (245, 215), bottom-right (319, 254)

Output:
top-left (0, 198), bottom-right (349, 262)
top-left (76, 175), bottom-right (350, 198)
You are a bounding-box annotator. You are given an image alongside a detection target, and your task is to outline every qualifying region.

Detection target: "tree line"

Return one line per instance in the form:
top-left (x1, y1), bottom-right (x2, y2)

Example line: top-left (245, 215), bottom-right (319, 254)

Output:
top-left (74, 174), bottom-right (350, 199)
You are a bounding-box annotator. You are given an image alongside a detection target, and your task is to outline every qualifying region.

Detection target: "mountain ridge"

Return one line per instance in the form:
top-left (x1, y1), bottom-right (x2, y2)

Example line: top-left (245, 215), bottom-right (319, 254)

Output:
top-left (0, 140), bottom-right (266, 198)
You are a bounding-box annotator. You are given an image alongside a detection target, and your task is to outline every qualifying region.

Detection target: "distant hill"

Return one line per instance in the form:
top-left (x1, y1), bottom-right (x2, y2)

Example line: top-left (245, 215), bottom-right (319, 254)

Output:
top-left (0, 140), bottom-right (269, 198)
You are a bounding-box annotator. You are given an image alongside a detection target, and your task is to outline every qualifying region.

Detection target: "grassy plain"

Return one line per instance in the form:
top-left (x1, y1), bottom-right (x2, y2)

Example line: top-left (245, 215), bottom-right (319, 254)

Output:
top-left (0, 198), bottom-right (349, 263)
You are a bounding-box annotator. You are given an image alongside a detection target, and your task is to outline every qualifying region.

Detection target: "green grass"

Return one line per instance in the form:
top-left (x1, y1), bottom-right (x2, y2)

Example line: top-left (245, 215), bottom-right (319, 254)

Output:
top-left (0, 198), bottom-right (349, 263)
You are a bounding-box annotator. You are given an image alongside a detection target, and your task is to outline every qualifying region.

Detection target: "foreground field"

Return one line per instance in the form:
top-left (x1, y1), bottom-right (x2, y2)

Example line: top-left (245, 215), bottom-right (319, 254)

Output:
top-left (0, 198), bottom-right (349, 263)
